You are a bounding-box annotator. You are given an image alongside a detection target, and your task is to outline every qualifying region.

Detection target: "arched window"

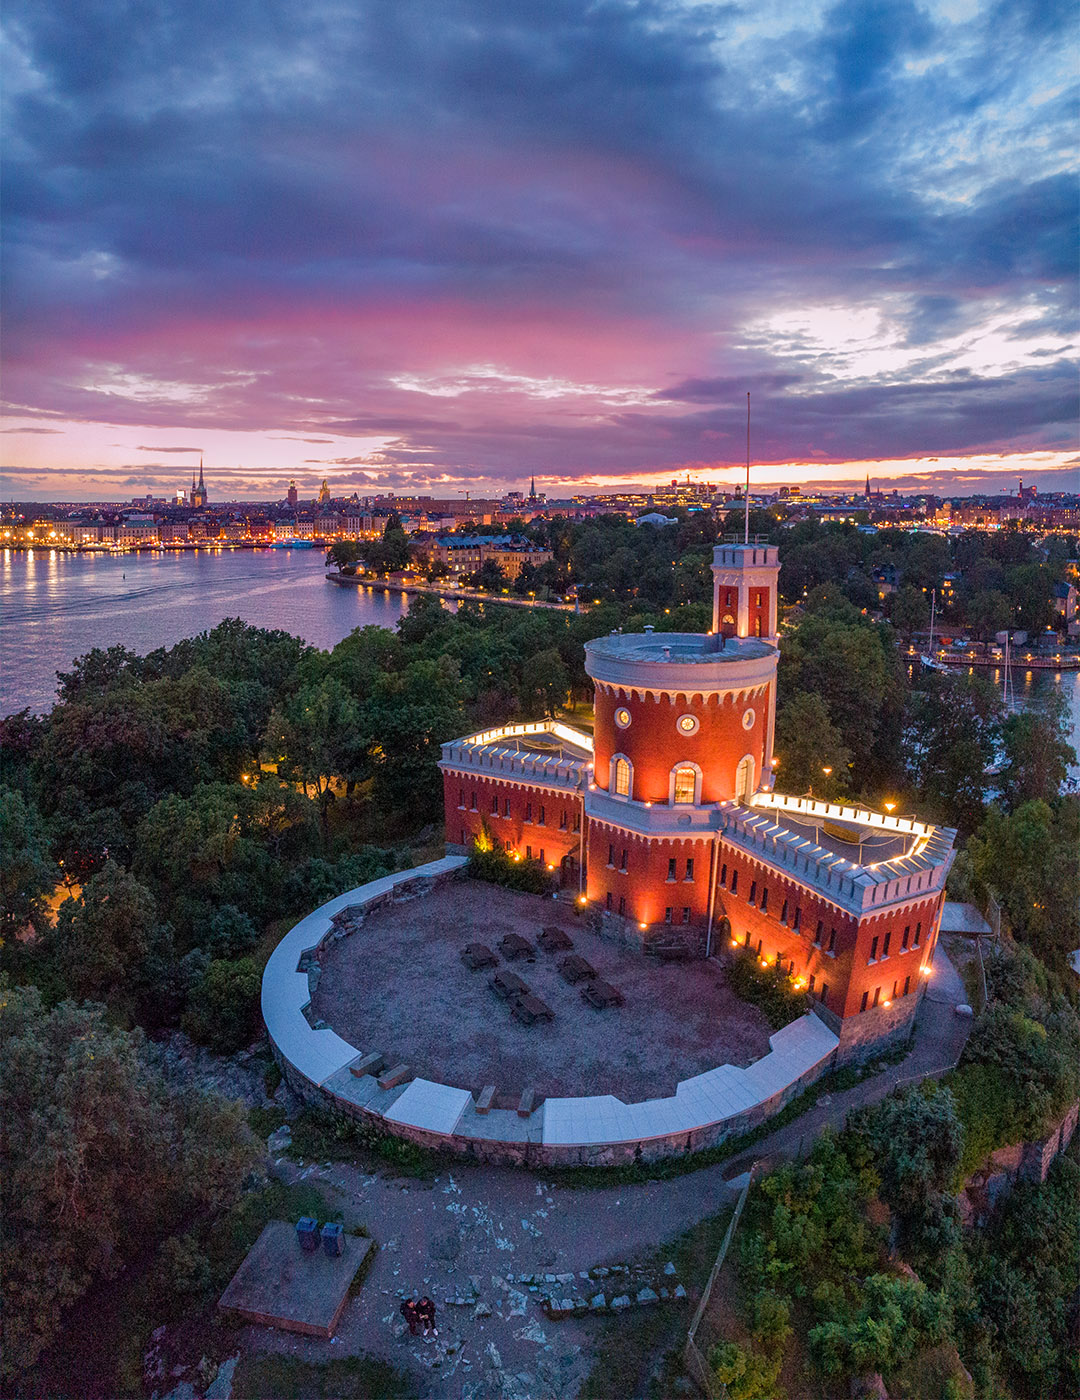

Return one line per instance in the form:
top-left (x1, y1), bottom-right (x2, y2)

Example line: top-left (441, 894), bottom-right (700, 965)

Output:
top-left (613, 755), bottom-right (632, 798)
top-left (735, 754), bottom-right (755, 801)
top-left (673, 766), bottom-right (697, 804)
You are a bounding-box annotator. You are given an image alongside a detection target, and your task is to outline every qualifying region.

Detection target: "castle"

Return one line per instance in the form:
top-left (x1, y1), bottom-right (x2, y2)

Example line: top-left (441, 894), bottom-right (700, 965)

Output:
top-left (440, 541), bottom-right (957, 1061)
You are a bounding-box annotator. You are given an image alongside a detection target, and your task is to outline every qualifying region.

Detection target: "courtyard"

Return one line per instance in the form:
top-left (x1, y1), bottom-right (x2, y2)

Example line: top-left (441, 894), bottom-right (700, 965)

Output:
top-left (310, 881), bottom-right (774, 1104)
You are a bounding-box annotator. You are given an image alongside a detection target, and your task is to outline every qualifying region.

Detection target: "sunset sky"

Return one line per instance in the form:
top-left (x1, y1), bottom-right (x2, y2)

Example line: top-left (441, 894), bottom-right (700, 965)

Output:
top-left (2, 0), bottom-right (1077, 503)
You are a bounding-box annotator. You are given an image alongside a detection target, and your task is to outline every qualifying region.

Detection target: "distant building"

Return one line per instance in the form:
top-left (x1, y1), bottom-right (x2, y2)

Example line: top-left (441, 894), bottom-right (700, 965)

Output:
top-left (190, 459), bottom-right (208, 509)
top-left (318, 479), bottom-right (331, 505)
top-left (1051, 581), bottom-right (1077, 625)
top-left (287, 480), bottom-right (299, 508)
top-left (432, 534), bottom-right (553, 580)
top-left (634, 513), bottom-right (678, 528)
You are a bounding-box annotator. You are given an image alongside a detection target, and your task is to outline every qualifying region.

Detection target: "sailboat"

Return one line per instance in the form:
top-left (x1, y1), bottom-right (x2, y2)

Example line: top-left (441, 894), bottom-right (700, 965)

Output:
top-left (920, 589), bottom-right (950, 672)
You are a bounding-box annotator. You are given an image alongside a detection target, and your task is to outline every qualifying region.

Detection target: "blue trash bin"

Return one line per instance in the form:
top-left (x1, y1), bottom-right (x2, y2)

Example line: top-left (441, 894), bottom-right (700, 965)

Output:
top-left (296, 1216), bottom-right (319, 1252)
top-left (321, 1221), bottom-right (344, 1257)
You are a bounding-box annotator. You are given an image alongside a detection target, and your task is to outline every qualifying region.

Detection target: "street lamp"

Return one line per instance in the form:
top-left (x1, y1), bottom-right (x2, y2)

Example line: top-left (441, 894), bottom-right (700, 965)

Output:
top-left (884, 800), bottom-right (897, 814)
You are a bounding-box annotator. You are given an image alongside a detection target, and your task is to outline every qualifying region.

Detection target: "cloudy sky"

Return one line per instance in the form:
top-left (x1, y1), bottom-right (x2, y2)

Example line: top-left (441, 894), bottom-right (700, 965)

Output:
top-left (2, 0), bottom-right (1076, 502)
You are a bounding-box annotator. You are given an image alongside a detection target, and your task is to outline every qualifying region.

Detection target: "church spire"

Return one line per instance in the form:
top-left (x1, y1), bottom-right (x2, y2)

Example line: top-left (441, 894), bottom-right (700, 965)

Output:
top-left (198, 456), bottom-right (205, 488)
top-left (529, 476), bottom-right (536, 500)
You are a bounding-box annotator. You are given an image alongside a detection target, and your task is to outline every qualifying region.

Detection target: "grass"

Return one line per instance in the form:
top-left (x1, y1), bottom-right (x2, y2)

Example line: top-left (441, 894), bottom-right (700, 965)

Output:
top-left (579, 1204), bottom-right (734, 1400)
top-left (232, 1354), bottom-right (419, 1400)
top-left (285, 1104), bottom-right (441, 1176)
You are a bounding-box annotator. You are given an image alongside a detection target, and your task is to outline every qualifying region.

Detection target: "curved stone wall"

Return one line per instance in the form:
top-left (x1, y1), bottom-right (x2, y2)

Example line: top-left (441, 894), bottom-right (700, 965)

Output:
top-left (262, 858), bottom-right (841, 1167)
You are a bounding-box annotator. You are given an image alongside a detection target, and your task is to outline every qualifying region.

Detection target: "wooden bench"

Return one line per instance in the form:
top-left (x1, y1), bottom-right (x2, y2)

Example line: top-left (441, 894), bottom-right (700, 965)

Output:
top-left (499, 933), bottom-right (537, 962)
top-left (582, 979), bottom-right (624, 1009)
top-left (517, 1088), bottom-right (536, 1118)
top-left (460, 942), bottom-right (498, 970)
top-left (475, 1084), bottom-right (496, 1115)
top-left (490, 970), bottom-right (531, 1001)
top-left (645, 941), bottom-right (695, 962)
top-left (538, 925), bottom-right (573, 953)
top-left (377, 1063), bottom-right (411, 1090)
top-left (511, 994), bottom-right (554, 1026)
top-left (558, 954), bottom-right (596, 985)
top-left (350, 1052), bottom-right (385, 1078)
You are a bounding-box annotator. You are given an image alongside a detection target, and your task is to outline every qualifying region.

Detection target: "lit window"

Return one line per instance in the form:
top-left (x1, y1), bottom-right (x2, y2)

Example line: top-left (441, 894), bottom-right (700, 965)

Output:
top-left (614, 758), bottom-right (631, 797)
top-left (677, 713), bottom-right (699, 735)
top-left (615, 707), bottom-right (632, 729)
top-left (673, 766), bottom-right (696, 804)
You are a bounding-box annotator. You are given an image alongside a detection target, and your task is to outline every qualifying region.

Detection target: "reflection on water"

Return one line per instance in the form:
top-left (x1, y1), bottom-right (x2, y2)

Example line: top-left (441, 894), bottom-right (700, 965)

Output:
top-left (1, 549), bottom-right (407, 715)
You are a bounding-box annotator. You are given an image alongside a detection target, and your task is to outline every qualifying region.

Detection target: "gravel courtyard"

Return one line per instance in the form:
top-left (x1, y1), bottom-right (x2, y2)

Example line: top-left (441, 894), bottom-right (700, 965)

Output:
top-left (311, 881), bottom-right (773, 1102)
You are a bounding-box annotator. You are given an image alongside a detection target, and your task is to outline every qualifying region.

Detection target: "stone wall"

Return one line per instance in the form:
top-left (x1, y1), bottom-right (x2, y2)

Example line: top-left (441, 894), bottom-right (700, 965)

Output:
top-left (959, 1100), bottom-right (1079, 1225)
top-left (263, 858), bottom-right (841, 1168)
top-left (832, 989), bottom-right (920, 1066)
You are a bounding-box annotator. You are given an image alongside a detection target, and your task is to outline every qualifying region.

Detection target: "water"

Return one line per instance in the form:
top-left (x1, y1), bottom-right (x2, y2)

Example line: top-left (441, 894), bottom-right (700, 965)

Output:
top-left (3, 550), bottom-right (1079, 780)
top-left (0, 548), bottom-right (407, 715)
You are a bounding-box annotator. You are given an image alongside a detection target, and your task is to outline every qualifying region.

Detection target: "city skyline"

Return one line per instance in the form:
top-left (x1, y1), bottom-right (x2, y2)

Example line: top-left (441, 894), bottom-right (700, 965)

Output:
top-left (3, 0), bottom-right (1077, 503)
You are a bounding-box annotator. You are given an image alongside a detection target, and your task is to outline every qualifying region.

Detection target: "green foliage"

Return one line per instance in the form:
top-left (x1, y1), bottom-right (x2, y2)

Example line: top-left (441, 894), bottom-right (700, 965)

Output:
top-left (999, 688), bottom-right (1076, 809)
top-left (467, 843), bottom-right (556, 895)
top-left (725, 948), bottom-right (810, 1030)
top-left (0, 787), bottom-right (55, 931)
top-left (901, 671), bottom-right (1003, 834)
top-left (707, 1340), bottom-right (783, 1400)
top-left (808, 1273), bottom-right (949, 1379)
top-left (0, 979), bottom-right (257, 1378)
top-left (282, 848), bottom-right (393, 909)
top-left (181, 956), bottom-right (262, 1053)
top-left (286, 1105), bottom-right (440, 1174)
top-left (150, 1232), bottom-right (213, 1303)
top-left (967, 798), bottom-right (1080, 979)
top-left (49, 860), bottom-right (166, 1011)
top-left (773, 692), bottom-right (852, 797)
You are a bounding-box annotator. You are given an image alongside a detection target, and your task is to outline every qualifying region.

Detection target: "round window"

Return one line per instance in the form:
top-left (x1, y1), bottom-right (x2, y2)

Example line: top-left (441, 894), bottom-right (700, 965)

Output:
top-left (615, 707), bottom-right (632, 729)
top-left (677, 713), bottom-right (699, 736)
top-left (742, 708), bottom-right (756, 730)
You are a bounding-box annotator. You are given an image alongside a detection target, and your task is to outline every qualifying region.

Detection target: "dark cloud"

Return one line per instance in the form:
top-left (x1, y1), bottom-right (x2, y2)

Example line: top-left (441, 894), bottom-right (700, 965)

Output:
top-left (135, 444), bottom-right (202, 452)
top-left (1, 0), bottom-right (1076, 483)
top-left (0, 425), bottom-right (63, 433)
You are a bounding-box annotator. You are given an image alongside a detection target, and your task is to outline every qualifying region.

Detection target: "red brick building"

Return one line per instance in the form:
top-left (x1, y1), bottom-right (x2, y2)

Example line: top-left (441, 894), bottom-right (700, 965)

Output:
top-left (439, 541), bottom-right (956, 1059)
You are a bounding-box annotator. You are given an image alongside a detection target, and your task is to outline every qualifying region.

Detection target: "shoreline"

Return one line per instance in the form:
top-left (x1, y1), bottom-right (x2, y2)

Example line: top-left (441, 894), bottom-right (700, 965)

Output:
top-left (325, 570), bottom-right (577, 612)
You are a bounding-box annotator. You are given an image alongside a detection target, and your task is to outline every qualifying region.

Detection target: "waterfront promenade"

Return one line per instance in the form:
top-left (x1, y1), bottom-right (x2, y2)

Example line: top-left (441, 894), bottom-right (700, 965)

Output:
top-left (326, 570), bottom-right (577, 613)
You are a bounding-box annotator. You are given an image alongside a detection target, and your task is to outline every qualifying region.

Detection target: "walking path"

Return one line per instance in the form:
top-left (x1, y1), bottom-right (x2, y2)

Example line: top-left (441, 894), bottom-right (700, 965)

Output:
top-left (250, 944), bottom-right (970, 1399)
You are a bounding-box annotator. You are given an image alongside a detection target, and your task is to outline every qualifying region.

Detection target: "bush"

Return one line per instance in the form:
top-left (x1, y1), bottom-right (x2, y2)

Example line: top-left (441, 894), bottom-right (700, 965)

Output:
top-left (207, 904), bottom-right (259, 958)
top-left (707, 1341), bottom-right (782, 1400)
top-left (467, 844), bottom-right (556, 895)
top-left (283, 849), bottom-right (393, 911)
top-left (151, 1233), bottom-right (212, 1303)
top-left (182, 956), bottom-right (262, 1053)
top-left (725, 948), bottom-right (811, 1029)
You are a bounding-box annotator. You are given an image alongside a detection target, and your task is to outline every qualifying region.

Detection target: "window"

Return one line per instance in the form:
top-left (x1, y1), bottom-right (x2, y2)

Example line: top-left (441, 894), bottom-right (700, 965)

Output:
top-left (620, 849), bottom-right (628, 872)
top-left (458, 788), bottom-right (465, 808)
top-left (780, 898), bottom-right (788, 924)
top-left (730, 870), bottom-right (738, 895)
top-left (735, 754), bottom-right (755, 799)
top-left (870, 936), bottom-right (879, 962)
top-left (903, 976), bottom-right (911, 996)
top-left (667, 858), bottom-right (677, 881)
top-left (673, 766), bottom-right (696, 805)
top-left (665, 907), bottom-right (673, 923)
top-left (872, 986), bottom-right (881, 1007)
top-left (860, 991), bottom-right (869, 1012)
top-left (526, 846), bottom-right (532, 860)
top-left (504, 798), bottom-right (511, 817)
top-left (539, 850), bottom-right (545, 864)
top-left (614, 757), bottom-right (631, 797)
top-left (720, 863), bottom-right (727, 886)
top-left (682, 907), bottom-right (691, 924)
top-left (814, 920), bottom-right (823, 946)
top-left (760, 887), bottom-right (768, 912)
top-left (525, 801), bottom-right (532, 822)
top-left (572, 813), bottom-right (580, 833)
top-left (560, 810), bottom-right (568, 830)
top-left (744, 930), bottom-right (751, 947)
top-left (809, 973), bottom-right (816, 993)
top-left (677, 713), bottom-right (699, 735)
top-left (607, 843), bottom-right (614, 867)
top-left (793, 907), bottom-right (801, 933)
top-left (538, 805), bottom-right (545, 826)
top-left (470, 791), bottom-right (477, 811)
top-left (490, 795), bottom-right (498, 814)
top-left (618, 896), bottom-right (625, 916)
top-left (756, 939), bottom-right (763, 956)
top-left (685, 858), bottom-right (695, 881)
top-left (749, 880), bottom-right (757, 905)
top-left (892, 980), bottom-right (898, 999)
top-left (913, 922), bottom-right (921, 946)
top-left (901, 925), bottom-right (910, 950)
top-left (460, 827), bottom-right (465, 843)
top-left (821, 982), bottom-right (829, 1006)
top-left (827, 927), bottom-right (837, 954)
top-left (882, 930), bottom-right (891, 957)
top-left (606, 892), bottom-right (612, 911)
top-left (615, 706), bottom-right (631, 728)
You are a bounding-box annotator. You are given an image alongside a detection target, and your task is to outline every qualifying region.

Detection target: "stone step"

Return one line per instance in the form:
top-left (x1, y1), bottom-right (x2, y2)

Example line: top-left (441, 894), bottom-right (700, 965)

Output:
top-left (377, 1063), bottom-right (411, 1090)
top-left (475, 1085), bottom-right (496, 1115)
top-left (351, 1052), bottom-right (385, 1078)
top-left (517, 1088), bottom-right (536, 1118)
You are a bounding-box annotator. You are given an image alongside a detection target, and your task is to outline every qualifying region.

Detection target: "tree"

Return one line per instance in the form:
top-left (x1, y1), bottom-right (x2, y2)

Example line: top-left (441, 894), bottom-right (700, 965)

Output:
top-left (50, 861), bottom-right (163, 1008)
top-left (520, 648), bottom-right (569, 718)
top-left (0, 979), bottom-right (256, 1377)
top-left (264, 677), bottom-right (367, 841)
top-left (901, 672), bottom-right (1002, 833)
top-left (774, 693), bottom-right (852, 796)
top-left (362, 655), bottom-right (463, 816)
top-left (181, 956), bottom-right (262, 1052)
top-left (998, 689), bottom-right (1075, 809)
top-left (890, 585), bottom-right (930, 636)
top-left (0, 788), bottom-right (55, 933)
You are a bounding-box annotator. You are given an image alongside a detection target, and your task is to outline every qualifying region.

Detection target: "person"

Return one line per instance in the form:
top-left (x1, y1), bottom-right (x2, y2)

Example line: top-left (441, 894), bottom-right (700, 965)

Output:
top-left (400, 1298), bottom-right (419, 1335)
top-left (417, 1296), bottom-right (438, 1337)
